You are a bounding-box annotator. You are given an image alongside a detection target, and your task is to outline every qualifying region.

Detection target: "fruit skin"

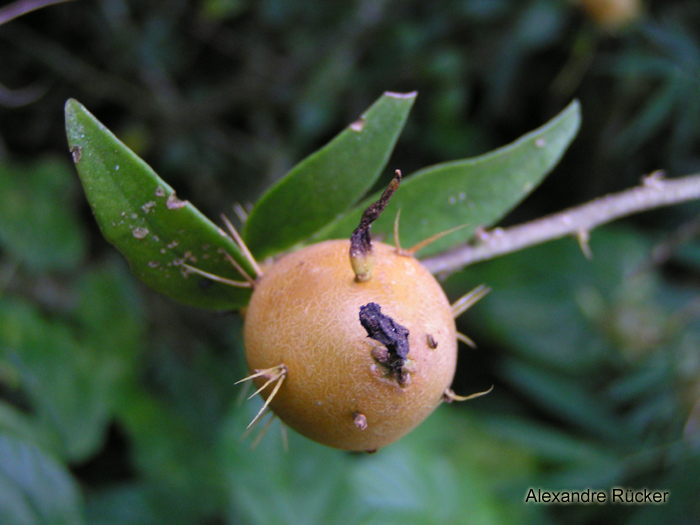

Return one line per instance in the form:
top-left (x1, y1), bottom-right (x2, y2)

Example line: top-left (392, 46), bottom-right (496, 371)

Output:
top-left (243, 239), bottom-right (457, 451)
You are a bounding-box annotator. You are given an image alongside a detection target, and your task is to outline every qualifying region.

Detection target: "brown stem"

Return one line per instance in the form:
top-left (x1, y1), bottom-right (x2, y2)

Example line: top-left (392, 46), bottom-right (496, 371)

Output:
top-left (349, 170), bottom-right (402, 281)
top-left (422, 172), bottom-right (700, 275)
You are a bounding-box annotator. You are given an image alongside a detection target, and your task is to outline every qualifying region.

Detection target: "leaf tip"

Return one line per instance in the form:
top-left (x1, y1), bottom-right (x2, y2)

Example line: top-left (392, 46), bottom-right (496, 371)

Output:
top-left (385, 91), bottom-right (418, 100)
top-left (566, 98), bottom-right (582, 128)
top-left (64, 98), bottom-right (89, 146)
top-left (64, 98), bottom-right (81, 122)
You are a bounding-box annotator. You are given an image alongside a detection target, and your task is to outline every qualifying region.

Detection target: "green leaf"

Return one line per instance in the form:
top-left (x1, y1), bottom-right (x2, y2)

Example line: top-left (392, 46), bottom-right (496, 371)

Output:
top-left (482, 416), bottom-right (616, 466)
top-left (349, 445), bottom-right (500, 525)
top-left (445, 227), bottom-right (654, 373)
top-left (0, 270), bottom-right (145, 462)
top-left (0, 298), bottom-right (109, 460)
top-left (0, 402), bottom-right (62, 457)
top-left (315, 99), bottom-right (581, 257)
top-left (499, 357), bottom-right (629, 445)
top-left (74, 258), bottom-right (146, 363)
top-left (220, 403), bottom-right (515, 525)
top-left (111, 330), bottom-right (245, 522)
top-left (0, 433), bottom-right (84, 525)
top-left (0, 158), bottom-right (86, 271)
top-left (243, 91), bottom-right (417, 258)
top-left (609, 80), bottom-right (680, 155)
top-left (114, 387), bottom-right (229, 523)
top-left (65, 99), bottom-right (253, 311)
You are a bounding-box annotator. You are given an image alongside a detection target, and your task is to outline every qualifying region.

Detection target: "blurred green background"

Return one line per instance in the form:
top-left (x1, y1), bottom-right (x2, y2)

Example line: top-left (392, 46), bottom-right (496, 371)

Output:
top-left (1, 0), bottom-right (700, 523)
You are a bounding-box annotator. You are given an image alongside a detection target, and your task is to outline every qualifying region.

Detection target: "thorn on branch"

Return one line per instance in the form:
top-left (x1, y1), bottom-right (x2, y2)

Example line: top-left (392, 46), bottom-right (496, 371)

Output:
top-left (576, 229), bottom-right (592, 260)
top-left (642, 170), bottom-right (666, 189)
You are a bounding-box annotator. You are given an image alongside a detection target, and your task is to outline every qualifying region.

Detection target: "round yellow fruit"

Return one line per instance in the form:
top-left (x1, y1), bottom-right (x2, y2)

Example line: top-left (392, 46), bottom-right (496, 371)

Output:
top-left (243, 239), bottom-right (457, 452)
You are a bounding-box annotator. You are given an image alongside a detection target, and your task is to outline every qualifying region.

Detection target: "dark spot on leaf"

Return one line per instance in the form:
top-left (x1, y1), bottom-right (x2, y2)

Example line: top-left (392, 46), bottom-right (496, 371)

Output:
top-left (199, 278), bottom-right (214, 290)
top-left (70, 145), bottom-right (82, 163)
top-left (350, 117), bottom-right (365, 132)
top-left (167, 193), bottom-right (187, 209)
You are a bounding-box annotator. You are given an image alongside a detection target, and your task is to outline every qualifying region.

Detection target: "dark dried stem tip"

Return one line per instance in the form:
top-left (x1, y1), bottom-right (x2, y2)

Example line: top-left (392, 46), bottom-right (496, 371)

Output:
top-left (350, 170), bottom-right (402, 281)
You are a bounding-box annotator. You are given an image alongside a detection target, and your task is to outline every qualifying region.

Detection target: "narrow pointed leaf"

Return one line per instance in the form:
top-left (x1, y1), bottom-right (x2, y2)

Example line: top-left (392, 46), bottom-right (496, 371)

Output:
top-left (65, 99), bottom-right (252, 310)
top-left (315, 100), bottom-right (581, 258)
top-left (243, 91), bottom-right (417, 258)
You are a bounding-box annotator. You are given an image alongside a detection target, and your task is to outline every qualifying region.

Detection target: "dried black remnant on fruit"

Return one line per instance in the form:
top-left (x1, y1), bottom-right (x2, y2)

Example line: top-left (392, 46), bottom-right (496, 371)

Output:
top-left (349, 171), bottom-right (401, 281)
top-left (359, 303), bottom-right (410, 358)
top-left (359, 302), bottom-right (411, 384)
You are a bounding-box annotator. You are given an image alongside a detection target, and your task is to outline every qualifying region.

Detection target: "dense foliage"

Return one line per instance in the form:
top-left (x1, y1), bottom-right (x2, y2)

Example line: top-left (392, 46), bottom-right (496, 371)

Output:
top-left (1, 1), bottom-right (699, 524)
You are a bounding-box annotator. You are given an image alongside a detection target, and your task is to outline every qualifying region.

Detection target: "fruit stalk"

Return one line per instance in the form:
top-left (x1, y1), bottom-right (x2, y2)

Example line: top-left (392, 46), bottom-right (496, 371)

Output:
top-left (349, 170), bottom-right (402, 281)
